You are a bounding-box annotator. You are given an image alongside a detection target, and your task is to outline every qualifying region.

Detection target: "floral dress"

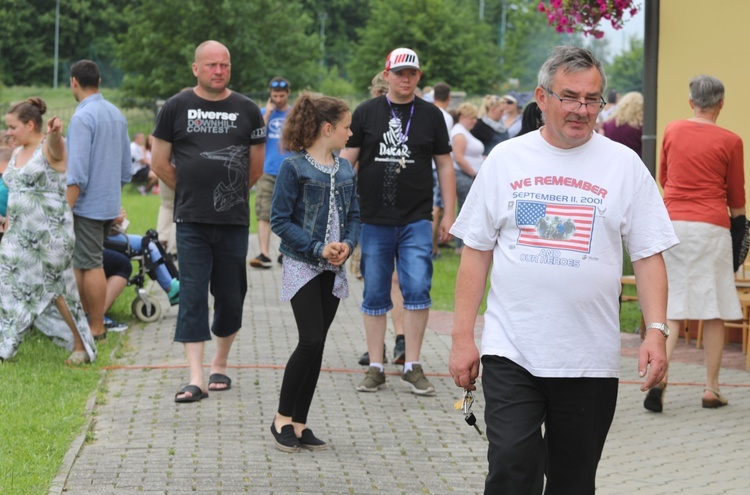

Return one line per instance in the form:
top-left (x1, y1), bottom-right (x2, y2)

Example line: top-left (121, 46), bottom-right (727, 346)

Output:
top-left (0, 145), bottom-right (96, 362)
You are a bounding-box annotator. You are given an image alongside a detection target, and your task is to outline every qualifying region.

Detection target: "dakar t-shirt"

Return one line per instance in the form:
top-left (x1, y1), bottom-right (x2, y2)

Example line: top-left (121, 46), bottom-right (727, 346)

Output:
top-left (153, 90), bottom-right (265, 226)
top-left (347, 95), bottom-right (451, 225)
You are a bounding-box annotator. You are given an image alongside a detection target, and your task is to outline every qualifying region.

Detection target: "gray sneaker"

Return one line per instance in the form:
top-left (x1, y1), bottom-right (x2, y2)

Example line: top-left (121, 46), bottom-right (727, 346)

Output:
top-left (401, 364), bottom-right (435, 395)
top-left (356, 367), bottom-right (386, 392)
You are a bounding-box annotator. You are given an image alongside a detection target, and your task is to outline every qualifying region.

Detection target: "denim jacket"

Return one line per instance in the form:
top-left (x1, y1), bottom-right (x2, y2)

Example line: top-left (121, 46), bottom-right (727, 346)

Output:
top-left (271, 152), bottom-right (360, 267)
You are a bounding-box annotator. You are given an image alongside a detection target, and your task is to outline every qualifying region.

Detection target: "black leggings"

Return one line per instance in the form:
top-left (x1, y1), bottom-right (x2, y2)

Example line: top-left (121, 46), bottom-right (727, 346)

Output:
top-left (277, 271), bottom-right (340, 424)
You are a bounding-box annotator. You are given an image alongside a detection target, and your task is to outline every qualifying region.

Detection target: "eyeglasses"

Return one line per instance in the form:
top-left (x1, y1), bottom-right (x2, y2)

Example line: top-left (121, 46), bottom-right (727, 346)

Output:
top-left (503, 99), bottom-right (516, 105)
top-left (547, 90), bottom-right (605, 114)
top-left (270, 80), bottom-right (289, 89)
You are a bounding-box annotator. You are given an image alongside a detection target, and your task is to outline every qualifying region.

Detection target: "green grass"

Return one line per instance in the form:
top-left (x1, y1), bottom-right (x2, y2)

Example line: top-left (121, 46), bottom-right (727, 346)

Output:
top-left (0, 327), bottom-right (122, 495)
top-left (430, 248), bottom-right (489, 314)
top-left (0, 332), bottom-right (120, 495)
top-left (0, 188), bottom-right (160, 495)
top-left (0, 86), bottom-right (643, 494)
top-left (1, 86), bottom-right (155, 138)
top-left (1, 85), bottom-right (81, 111)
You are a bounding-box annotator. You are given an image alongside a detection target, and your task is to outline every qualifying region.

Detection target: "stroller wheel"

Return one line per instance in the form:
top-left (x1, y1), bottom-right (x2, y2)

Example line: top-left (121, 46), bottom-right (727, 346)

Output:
top-left (132, 297), bottom-right (162, 323)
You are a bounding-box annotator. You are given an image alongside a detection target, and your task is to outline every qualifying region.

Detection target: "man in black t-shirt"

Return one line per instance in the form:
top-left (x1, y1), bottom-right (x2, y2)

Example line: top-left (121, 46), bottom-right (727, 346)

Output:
top-left (341, 47), bottom-right (456, 396)
top-left (152, 40), bottom-right (266, 403)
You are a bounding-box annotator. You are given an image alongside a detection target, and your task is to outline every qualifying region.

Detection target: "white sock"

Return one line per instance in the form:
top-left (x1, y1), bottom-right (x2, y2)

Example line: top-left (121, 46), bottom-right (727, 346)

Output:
top-left (370, 363), bottom-right (384, 372)
top-left (404, 361), bottom-right (419, 373)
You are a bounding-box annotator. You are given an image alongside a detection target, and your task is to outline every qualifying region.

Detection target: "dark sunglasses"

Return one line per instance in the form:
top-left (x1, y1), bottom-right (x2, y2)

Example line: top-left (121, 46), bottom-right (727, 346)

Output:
top-left (270, 80), bottom-right (289, 89)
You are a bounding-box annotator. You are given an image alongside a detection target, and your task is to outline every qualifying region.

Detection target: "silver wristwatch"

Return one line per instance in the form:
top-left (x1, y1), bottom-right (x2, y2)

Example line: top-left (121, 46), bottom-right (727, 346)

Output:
top-left (645, 322), bottom-right (669, 338)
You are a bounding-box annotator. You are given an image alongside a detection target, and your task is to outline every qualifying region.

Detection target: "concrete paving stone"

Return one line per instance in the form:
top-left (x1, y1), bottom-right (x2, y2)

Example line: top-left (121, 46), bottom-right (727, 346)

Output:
top-left (54, 234), bottom-right (750, 495)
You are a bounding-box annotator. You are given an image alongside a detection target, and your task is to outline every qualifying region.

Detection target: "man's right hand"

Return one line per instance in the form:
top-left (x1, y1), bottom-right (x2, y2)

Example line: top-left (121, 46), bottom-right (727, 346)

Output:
top-left (449, 338), bottom-right (480, 391)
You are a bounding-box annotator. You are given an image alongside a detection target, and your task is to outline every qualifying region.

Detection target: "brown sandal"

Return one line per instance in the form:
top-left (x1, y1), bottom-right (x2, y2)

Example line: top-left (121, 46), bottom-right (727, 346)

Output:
top-left (701, 387), bottom-right (728, 409)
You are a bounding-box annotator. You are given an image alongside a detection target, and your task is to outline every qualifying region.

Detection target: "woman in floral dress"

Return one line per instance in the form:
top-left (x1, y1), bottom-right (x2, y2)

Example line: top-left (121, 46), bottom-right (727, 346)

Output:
top-left (0, 97), bottom-right (96, 363)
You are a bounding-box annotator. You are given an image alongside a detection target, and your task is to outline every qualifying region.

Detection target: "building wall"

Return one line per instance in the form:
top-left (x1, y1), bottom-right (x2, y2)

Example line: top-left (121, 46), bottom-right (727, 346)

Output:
top-left (658, 0), bottom-right (749, 194)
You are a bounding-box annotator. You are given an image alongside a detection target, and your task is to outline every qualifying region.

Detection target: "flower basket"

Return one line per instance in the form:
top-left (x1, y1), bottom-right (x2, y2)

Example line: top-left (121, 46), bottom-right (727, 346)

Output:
top-left (537, 0), bottom-right (640, 38)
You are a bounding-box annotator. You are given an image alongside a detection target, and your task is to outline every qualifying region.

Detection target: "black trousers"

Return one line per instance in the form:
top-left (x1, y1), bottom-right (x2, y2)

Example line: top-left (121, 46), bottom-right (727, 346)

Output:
top-left (277, 271), bottom-right (339, 424)
top-left (481, 356), bottom-right (618, 495)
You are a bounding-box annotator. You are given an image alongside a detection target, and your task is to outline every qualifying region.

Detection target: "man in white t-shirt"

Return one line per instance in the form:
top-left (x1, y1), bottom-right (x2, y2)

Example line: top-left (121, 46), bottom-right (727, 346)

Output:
top-left (449, 46), bottom-right (678, 494)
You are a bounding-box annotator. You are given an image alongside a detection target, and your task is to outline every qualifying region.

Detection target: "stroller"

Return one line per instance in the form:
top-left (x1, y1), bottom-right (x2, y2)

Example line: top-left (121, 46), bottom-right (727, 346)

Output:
top-left (104, 229), bottom-right (179, 322)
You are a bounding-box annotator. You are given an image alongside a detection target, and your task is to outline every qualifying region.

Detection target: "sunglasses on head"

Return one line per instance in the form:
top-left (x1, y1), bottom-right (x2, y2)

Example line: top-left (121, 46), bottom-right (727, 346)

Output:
top-left (270, 80), bottom-right (288, 89)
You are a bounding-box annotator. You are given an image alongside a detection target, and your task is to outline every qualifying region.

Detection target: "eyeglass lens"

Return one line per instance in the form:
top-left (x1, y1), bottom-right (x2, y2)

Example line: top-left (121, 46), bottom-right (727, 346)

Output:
top-left (553, 92), bottom-right (603, 113)
top-left (564, 100), bottom-right (602, 113)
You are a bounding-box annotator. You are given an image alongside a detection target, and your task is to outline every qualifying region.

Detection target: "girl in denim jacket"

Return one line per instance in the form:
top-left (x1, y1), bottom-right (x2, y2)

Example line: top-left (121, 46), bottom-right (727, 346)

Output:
top-left (269, 94), bottom-right (360, 452)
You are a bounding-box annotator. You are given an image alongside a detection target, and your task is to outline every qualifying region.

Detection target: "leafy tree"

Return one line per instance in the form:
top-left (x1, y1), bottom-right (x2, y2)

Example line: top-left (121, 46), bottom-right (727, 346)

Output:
top-left (117, 0), bottom-right (322, 99)
top-left (301, 0), bottom-right (371, 78)
top-left (497, 0), bottom-right (579, 90)
top-left (0, 0), bottom-right (129, 87)
top-left (319, 67), bottom-right (358, 97)
top-left (605, 37), bottom-right (643, 93)
top-left (349, 0), bottom-right (502, 94)
top-left (0, 0), bottom-right (47, 86)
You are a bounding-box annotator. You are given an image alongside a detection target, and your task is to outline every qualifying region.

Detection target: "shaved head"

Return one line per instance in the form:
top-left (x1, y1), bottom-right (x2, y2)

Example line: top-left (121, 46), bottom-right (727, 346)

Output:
top-left (195, 40), bottom-right (230, 63)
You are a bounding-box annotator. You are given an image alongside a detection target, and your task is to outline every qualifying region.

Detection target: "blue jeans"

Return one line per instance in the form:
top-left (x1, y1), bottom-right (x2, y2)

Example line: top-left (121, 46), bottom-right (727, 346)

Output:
top-left (174, 223), bottom-right (248, 342)
top-left (432, 169), bottom-right (443, 209)
top-left (359, 220), bottom-right (432, 315)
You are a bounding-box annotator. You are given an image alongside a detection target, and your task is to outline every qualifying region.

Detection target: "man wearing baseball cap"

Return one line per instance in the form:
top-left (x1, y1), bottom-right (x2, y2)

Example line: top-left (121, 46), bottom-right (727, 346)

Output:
top-left (249, 76), bottom-right (292, 269)
top-left (341, 47), bottom-right (456, 395)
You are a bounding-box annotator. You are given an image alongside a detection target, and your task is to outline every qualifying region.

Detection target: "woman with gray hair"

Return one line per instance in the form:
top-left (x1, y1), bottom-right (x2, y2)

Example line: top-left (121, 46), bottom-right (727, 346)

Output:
top-left (648, 75), bottom-right (745, 412)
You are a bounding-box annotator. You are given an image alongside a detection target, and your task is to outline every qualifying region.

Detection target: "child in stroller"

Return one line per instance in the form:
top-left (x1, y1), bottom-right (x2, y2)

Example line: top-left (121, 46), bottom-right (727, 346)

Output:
top-left (104, 229), bottom-right (180, 322)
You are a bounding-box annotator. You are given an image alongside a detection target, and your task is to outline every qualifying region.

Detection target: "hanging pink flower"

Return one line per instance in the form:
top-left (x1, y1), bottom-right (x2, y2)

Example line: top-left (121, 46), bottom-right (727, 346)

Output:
top-left (537, 0), bottom-right (640, 37)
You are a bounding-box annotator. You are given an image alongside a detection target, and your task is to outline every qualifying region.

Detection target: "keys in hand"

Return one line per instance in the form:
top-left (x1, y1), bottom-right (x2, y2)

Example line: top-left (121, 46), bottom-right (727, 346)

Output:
top-left (464, 411), bottom-right (482, 435)
top-left (458, 389), bottom-right (483, 436)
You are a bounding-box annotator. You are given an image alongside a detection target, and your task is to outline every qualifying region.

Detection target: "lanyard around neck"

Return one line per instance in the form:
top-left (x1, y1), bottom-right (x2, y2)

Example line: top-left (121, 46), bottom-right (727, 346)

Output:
top-left (386, 97), bottom-right (415, 155)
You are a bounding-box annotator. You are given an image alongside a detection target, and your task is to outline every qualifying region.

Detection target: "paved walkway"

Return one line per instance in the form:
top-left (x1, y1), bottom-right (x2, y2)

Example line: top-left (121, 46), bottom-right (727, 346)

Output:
top-left (53, 236), bottom-right (750, 494)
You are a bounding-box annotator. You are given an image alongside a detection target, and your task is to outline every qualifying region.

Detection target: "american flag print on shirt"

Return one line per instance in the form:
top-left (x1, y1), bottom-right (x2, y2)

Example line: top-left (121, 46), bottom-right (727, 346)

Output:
top-left (515, 201), bottom-right (595, 253)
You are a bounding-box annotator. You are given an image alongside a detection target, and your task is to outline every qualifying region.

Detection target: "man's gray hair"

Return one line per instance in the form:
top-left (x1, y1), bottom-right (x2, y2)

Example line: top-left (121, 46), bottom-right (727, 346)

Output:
top-left (537, 46), bottom-right (607, 94)
top-left (689, 75), bottom-right (724, 109)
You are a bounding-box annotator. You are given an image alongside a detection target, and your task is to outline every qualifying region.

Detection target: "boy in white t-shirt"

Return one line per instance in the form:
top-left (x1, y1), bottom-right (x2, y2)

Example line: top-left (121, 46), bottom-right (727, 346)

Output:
top-left (449, 46), bottom-right (678, 495)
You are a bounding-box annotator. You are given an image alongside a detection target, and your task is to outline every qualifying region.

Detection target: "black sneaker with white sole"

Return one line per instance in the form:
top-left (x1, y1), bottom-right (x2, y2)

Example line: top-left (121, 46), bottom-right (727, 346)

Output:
top-left (358, 344), bottom-right (388, 366)
top-left (249, 253), bottom-right (272, 268)
top-left (393, 335), bottom-right (405, 365)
